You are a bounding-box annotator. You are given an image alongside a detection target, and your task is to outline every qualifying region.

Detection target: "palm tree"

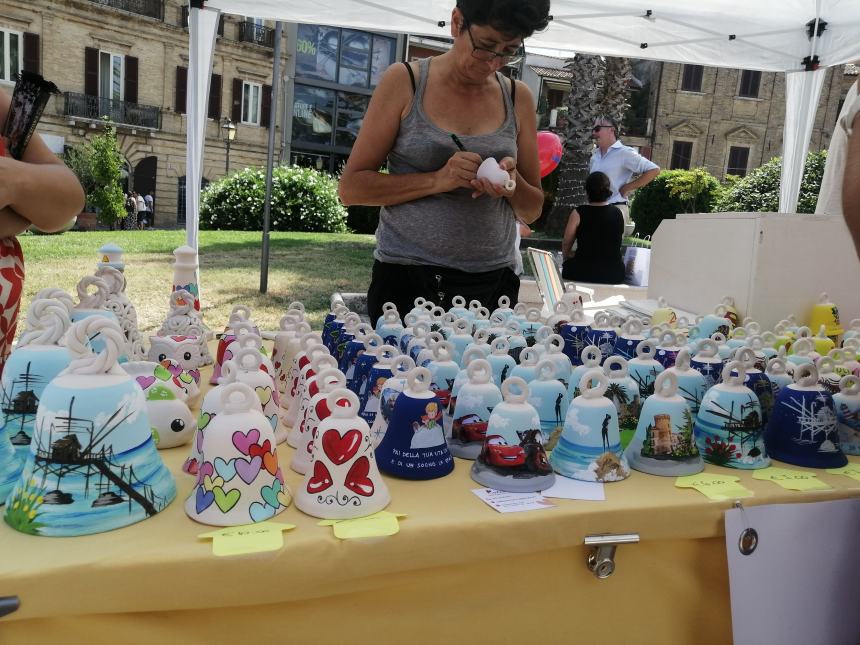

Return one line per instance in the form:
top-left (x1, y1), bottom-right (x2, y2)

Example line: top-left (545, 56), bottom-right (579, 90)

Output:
top-left (601, 57), bottom-right (633, 136)
top-left (546, 54), bottom-right (604, 235)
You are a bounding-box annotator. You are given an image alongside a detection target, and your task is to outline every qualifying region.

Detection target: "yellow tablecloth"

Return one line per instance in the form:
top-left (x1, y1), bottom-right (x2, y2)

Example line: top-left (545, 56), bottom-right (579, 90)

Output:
top-left (2, 357), bottom-right (859, 644)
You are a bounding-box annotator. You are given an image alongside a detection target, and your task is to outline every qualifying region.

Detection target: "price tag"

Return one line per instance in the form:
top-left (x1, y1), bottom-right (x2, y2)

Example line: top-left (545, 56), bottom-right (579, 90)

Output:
top-left (675, 473), bottom-right (753, 501)
top-left (198, 521), bottom-right (295, 556)
top-left (752, 467), bottom-right (831, 491)
top-left (318, 511), bottom-right (406, 539)
top-left (825, 463), bottom-right (860, 482)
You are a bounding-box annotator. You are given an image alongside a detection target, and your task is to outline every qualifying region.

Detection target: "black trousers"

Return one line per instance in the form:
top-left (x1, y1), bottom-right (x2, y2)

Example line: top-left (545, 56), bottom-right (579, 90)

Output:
top-left (366, 260), bottom-right (520, 324)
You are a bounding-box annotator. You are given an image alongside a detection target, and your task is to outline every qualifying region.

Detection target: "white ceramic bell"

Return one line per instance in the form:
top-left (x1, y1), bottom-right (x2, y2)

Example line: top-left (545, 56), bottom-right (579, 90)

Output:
top-left (476, 157), bottom-right (515, 191)
top-left (834, 375), bottom-right (860, 455)
top-left (186, 382), bottom-right (290, 526)
top-left (121, 360), bottom-right (197, 449)
top-left (286, 351), bottom-right (339, 446)
top-left (291, 368), bottom-right (347, 475)
top-left (233, 348), bottom-right (283, 443)
top-left (371, 355), bottom-right (416, 447)
top-left (471, 377), bottom-right (554, 493)
top-left (297, 388), bottom-right (390, 519)
top-left (666, 348), bottom-right (709, 416)
top-left (448, 359), bottom-right (503, 460)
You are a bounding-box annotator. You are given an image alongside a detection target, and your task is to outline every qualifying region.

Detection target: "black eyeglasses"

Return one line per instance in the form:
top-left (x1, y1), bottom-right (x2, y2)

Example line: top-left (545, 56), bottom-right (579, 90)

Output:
top-left (464, 24), bottom-right (524, 65)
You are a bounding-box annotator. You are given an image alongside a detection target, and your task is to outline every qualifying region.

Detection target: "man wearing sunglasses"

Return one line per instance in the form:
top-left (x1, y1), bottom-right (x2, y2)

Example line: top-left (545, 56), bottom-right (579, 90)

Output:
top-left (589, 117), bottom-right (660, 235)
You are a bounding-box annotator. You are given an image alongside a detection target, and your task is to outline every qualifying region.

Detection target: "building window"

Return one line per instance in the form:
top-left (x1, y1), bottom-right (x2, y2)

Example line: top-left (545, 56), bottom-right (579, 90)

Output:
top-left (292, 84), bottom-right (336, 145)
top-left (0, 28), bottom-right (22, 83)
top-left (670, 140), bottom-right (693, 170)
top-left (295, 24), bottom-right (395, 89)
top-left (738, 70), bottom-right (761, 99)
top-left (727, 146), bottom-right (750, 177)
top-left (680, 64), bottom-right (703, 92)
top-left (241, 81), bottom-right (261, 125)
top-left (99, 51), bottom-right (124, 100)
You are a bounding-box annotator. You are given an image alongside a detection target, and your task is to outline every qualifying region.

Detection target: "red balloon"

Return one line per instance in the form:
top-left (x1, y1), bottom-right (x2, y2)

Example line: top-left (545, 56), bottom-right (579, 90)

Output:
top-left (536, 131), bottom-right (562, 178)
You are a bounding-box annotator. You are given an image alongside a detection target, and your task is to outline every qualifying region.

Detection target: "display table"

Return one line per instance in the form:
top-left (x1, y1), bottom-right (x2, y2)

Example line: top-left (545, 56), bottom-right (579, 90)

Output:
top-left (2, 355), bottom-right (859, 644)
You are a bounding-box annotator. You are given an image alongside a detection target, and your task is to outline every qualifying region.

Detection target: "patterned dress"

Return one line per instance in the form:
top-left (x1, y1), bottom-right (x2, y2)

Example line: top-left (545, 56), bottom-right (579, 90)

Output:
top-left (0, 237), bottom-right (25, 378)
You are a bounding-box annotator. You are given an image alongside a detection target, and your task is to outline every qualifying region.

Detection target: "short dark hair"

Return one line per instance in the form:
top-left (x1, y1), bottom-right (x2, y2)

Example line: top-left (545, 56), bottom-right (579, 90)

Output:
top-left (594, 115), bottom-right (618, 130)
top-left (457, 0), bottom-right (551, 39)
top-left (585, 172), bottom-right (612, 202)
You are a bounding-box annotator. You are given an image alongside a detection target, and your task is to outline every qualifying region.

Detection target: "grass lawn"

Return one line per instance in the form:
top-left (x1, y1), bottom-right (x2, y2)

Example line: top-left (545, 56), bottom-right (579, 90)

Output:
top-left (19, 230), bottom-right (376, 334)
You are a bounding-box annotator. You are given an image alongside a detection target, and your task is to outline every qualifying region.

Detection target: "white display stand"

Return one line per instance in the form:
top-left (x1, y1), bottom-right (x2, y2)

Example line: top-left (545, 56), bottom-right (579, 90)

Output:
top-left (648, 212), bottom-right (860, 329)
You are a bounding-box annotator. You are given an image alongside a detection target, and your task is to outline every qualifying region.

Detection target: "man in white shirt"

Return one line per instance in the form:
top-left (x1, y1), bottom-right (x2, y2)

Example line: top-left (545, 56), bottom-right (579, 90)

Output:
top-left (589, 116), bottom-right (660, 235)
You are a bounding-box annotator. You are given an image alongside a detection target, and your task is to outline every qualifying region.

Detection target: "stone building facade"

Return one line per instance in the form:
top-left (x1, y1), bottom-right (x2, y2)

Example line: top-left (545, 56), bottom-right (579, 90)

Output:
top-left (649, 62), bottom-right (852, 179)
top-left (3, 1), bottom-right (402, 227)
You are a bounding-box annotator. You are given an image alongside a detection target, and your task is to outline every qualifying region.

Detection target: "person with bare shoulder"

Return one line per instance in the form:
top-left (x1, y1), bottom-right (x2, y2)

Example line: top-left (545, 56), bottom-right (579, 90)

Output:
top-left (841, 82), bottom-right (860, 258)
top-left (0, 87), bottom-right (85, 374)
top-left (338, 0), bottom-right (550, 323)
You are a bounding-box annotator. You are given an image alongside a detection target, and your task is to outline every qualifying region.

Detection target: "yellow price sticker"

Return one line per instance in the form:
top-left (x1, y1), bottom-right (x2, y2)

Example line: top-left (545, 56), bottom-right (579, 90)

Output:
top-left (826, 463), bottom-right (860, 482)
top-left (675, 473), bottom-right (753, 501)
top-left (198, 521), bottom-right (296, 557)
top-left (319, 511), bottom-right (406, 539)
top-left (752, 467), bottom-right (831, 491)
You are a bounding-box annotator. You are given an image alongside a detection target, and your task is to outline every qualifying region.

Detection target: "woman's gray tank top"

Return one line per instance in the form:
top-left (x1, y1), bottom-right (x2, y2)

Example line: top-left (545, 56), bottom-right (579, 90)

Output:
top-left (373, 58), bottom-right (519, 272)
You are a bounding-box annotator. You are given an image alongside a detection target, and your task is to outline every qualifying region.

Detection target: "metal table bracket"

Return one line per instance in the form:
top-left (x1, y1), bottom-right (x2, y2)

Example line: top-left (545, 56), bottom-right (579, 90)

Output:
top-left (0, 596), bottom-right (20, 618)
top-left (584, 533), bottom-right (640, 579)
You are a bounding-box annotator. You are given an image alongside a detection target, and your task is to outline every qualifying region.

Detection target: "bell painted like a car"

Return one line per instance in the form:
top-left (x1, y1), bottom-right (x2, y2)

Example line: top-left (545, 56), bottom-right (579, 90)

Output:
top-left (472, 377), bottom-right (554, 493)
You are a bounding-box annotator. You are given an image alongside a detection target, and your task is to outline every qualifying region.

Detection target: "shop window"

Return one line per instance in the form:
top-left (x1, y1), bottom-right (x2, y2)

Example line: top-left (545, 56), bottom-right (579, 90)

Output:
top-left (292, 84), bottom-right (336, 145)
top-left (680, 65), bottom-right (703, 92)
top-left (296, 24), bottom-right (340, 82)
top-left (727, 146), bottom-right (750, 177)
top-left (336, 92), bottom-right (369, 147)
top-left (738, 70), bottom-right (761, 99)
top-left (670, 140), bottom-right (693, 170)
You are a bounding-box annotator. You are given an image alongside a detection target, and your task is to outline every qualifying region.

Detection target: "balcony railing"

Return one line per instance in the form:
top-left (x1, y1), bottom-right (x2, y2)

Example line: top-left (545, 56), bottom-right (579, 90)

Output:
top-left (238, 22), bottom-right (275, 47)
top-left (90, 0), bottom-right (164, 20)
top-left (63, 92), bottom-right (162, 130)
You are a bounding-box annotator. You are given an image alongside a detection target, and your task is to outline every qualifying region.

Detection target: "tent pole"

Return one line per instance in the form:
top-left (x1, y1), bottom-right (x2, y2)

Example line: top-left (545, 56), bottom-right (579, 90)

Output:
top-left (260, 21), bottom-right (283, 295)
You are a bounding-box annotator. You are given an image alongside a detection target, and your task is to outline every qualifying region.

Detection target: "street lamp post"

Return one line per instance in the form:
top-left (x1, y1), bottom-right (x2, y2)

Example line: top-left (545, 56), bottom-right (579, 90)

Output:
top-left (221, 117), bottom-right (236, 174)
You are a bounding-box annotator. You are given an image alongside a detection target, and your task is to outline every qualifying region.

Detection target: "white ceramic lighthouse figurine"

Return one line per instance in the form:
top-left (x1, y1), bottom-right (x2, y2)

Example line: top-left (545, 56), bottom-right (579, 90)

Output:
top-left (172, 245), bottom-right (201, 312)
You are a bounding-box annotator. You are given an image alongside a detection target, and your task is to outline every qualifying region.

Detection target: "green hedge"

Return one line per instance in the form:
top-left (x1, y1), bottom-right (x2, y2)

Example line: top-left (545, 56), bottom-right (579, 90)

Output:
top-left (715, 150), bottom-right (827, 214)
top-left (629, 168), bottom-right (722, 237)
top-left (200, 165), bottom-right (348, 232)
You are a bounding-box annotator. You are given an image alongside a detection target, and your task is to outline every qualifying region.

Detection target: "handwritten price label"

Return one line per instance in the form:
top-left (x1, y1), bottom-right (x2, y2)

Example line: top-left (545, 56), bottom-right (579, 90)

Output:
top-left (675, 473), bottom-right (753, 501)
top-left (752, 467), bottom-right (831, 491)
top-left (319, 511), bottom-right (406, 539)
top-left (826, 463), bottom-right (860, 482)
top-left (198, 521), bottom-right (295, 557)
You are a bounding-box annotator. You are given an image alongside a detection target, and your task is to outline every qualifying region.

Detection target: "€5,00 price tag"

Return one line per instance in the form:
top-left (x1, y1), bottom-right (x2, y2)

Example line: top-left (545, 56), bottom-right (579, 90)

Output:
top-left (752, 467), bottom-right (831, 491)
top-left (675, 473), bottom-right (753, 501)
top-left (198, 521), bottom-right (296, 557)
top-left (826, 463), bottom-right (860, 482)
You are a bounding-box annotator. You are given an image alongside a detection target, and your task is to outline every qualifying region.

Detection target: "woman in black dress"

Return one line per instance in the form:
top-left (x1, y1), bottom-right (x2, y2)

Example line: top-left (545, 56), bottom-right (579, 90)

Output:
top-left (561, 171), bottom-right (625, 284)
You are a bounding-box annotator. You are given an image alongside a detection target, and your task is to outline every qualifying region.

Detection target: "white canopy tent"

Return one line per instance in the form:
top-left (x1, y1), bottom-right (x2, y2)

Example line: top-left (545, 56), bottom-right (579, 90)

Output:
top-left (185, 0), bottom-right (860, 252)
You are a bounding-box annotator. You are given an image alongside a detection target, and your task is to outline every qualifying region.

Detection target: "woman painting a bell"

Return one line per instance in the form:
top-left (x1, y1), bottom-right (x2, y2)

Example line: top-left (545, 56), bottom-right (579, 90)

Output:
top-left (339, 0), bottom-right (550, 324)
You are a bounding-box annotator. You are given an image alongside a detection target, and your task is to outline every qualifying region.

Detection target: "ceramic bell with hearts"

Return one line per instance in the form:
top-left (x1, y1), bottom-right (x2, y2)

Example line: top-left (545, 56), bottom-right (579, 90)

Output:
top-left (834, 375), bottom-right (860, 455)
top-left (291, 369), bottom-right (347, 475)
top-left (287, 353), bottom-right (341, 449)
top-left (5, 317), bottom-right (176, 536)
top-left (375, 367), bottom-right (454, 477)
top-left (232, 347), bottom-right (282, 443)
top-left (269, 312), bottom-right (304, 390)
top-left (471, 377), bottom-right (554, 493)
top-left (550, 369), bottom-right (630, 483)
top-left (625, 371), bottom-right (703, 476)
top-left (211, 306), bottom-right (259, 385)
top-left (283, 341), bottom-right (330, 432)
top-left (182, 360), bottom-right (241, 475)
top-left (297, 388), bottom-right (390, 519)
top-left (186, 382), bottom-right (290, 526)
top-left (274, 320), bottom-right (312, 397)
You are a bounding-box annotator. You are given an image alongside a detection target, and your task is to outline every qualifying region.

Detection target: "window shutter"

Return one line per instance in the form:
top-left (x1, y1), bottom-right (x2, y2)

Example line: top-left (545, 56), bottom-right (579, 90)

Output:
top-left (231, 77), bottom-right (242, 122)
top-left (84, 47), bottom-right (99, 97)
top-left (217, 15), bottom-right (225, 37)
top-left (23, 33), bottom-right (40, 74)
top-left (208, 73), bottom-right (222, 119)
top-left (261, 84), bottom-right (272, 127)
top-left (124, 56), bottom-right (139, 104)
top-left (181, 5), bottom-right (189, 28)
top-left (175, 66), bottom-right (187, 114)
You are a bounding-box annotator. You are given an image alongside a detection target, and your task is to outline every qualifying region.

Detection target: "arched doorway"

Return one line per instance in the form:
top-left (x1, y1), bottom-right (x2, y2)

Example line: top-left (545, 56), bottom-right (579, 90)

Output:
top-left (120, 159), bottom-right (132, 195)
top-left (134, 156), bottom-right (158, 224)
